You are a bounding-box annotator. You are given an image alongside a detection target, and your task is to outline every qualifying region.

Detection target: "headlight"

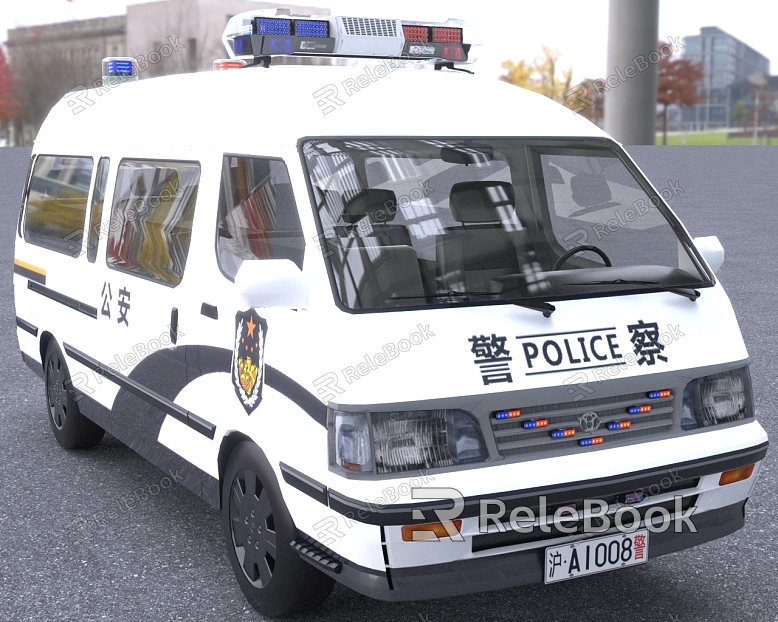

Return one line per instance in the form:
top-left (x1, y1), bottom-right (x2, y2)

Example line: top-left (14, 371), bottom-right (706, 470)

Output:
top-left (681, 367), bottom-right (754, 430)
top-left (330, 408), bottom-right (487, 475)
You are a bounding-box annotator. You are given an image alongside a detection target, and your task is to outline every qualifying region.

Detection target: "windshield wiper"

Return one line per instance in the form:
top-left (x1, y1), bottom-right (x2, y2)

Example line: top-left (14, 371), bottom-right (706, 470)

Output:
top-left (389, 290), bottom-right (555, 317)
top-left (574, 279), bottom-right (700, 301)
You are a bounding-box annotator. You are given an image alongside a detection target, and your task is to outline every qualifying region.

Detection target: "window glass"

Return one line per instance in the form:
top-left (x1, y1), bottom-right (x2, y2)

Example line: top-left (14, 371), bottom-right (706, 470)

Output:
top-left (23, 155), bottom-right (93, 257)
top-left (217, 155), bottom-right (304, 280)
top-left (300, 139), bottom-right (710, 312)
top-left (87, 157), bottom-right (110, 263)
top-left (107, 160), bottom-right (200, 286)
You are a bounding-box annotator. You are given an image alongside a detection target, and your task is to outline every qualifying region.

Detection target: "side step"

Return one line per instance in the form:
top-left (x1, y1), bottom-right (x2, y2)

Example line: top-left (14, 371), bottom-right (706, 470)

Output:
top-left (291, 539), bottom-right (343, 574)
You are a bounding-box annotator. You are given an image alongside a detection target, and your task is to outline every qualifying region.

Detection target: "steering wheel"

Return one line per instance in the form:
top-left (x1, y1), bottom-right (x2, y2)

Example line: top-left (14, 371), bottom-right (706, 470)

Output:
top-left (552, 245), bottom-right (612, 271)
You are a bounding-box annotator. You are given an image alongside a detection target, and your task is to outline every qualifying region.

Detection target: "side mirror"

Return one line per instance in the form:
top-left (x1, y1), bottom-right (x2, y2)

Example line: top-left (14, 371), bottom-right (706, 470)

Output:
top-left (693, 236), bottom-right (725, 274)
top-left (234, 259), bottom-right (310, 309)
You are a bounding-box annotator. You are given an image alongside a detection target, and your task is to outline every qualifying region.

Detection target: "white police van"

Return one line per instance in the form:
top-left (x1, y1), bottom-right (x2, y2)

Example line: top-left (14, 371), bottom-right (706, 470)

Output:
top-left (13, 9), bottom-right (768, 617)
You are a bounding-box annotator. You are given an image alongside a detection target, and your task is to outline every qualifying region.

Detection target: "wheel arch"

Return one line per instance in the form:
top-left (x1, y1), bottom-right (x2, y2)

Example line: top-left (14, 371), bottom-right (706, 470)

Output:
top-left (39, 331), bottom-right (55, 370)
top-left (217, 430), bottom-right (254, 510)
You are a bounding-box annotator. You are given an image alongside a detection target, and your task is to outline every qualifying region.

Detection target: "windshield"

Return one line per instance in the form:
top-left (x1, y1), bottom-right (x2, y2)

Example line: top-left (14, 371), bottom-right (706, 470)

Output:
top-left (300, 138), bottom-right (712, 312)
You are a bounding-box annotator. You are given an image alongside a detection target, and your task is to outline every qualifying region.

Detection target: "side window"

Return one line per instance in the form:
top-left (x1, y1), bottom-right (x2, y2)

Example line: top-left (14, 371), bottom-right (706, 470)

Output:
top-left (23, 155), bottom-right (93, 257)
top-left (87, 157), bottom-right (110, 263)
top-left (107, 159), bottom-right (200, 286)
top-left (216, 155), bottom-right (304, 280)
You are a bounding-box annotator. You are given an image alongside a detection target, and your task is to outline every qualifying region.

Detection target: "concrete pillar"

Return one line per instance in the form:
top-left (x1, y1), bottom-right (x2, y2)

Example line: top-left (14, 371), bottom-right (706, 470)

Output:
top-left (604, 0), bottom-right (660, 144)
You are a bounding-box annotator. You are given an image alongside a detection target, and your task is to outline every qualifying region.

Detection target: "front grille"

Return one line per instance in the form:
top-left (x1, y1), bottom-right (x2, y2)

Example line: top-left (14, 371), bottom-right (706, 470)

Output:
top-left (339, 17), bottom-right (397, 37)
top-left (491, 391), bottom-right (675, 457)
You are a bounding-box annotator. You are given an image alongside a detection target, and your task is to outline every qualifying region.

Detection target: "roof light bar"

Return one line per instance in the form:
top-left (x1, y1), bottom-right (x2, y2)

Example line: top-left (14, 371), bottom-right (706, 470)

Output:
top-left (101, 57), bottom-right (138, 83)
top-left (221, 9), bottom-right (478, 66)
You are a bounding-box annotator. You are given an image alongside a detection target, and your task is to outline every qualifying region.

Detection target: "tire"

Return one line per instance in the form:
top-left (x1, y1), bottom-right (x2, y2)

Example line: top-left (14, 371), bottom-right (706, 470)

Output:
top-left (44, 340), bottom-right (104, 449)
top-left (222, 442), bottom-right (334, 618)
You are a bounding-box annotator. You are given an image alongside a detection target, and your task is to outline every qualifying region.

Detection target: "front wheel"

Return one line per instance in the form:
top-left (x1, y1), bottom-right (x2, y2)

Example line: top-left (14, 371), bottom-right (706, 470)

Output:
top-left (222, 442), bottom-right (333, 617)
top-left (44, 341), bottom-right (104, 449)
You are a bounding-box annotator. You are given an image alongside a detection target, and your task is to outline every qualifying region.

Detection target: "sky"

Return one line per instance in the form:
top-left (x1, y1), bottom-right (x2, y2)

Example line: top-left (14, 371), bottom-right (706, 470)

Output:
top-left (1, 0), bottom-right (776, 83)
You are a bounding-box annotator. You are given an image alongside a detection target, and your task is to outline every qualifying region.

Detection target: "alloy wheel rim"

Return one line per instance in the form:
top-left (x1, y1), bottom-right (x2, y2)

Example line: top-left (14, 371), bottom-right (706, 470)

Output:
top-left (46, 354), bottom-right (68, 430)
top-left (229, 468), bottom-right (277, 588)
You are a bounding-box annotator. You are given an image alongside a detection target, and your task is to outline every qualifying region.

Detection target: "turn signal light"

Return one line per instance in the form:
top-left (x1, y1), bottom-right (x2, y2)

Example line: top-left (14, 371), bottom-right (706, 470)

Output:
top-left (402, 519), bottom-right (462, 541)
top-left (719, 464), bottom-right (755, 486)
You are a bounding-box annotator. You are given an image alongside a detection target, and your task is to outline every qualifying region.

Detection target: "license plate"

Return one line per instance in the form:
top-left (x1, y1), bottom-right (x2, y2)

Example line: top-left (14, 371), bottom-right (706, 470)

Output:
top-left (544, 530), bottom-right (648, 584)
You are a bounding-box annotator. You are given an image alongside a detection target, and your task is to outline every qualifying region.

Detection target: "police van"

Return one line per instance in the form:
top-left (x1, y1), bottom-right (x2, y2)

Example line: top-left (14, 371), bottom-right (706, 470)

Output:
top-left (13, 8), bottom-right (768, 617)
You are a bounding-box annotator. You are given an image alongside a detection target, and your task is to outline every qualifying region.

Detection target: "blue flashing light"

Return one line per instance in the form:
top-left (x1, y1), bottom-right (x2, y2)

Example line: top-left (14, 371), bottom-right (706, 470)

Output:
top-left (256, 18), bottom-right (292, 35)
top-left (550, 428), bottom-right (575, 439)
top-left (578, 437), bottom-right (603, 447)
top-left (233, 37), bottom-right (248, 56)
top-left (267, 37), bottom-right (293, 54)
top-left (106, 60), bottom-right (134, 76)
top-left (607, 421), bottom-right (631, 431)
top-left (295, 19), bottom-right (328, 38)
top-left (647, 389), bottom-right (672, 399)
top-left (494, 409), bottom-right (521, 420)
top-left (522, 418), bottom-right (548, 429)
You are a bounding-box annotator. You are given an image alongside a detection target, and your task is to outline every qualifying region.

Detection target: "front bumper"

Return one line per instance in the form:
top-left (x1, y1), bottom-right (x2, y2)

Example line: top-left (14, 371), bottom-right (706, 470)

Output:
top-left (287, 441), bottom-right (767, 601)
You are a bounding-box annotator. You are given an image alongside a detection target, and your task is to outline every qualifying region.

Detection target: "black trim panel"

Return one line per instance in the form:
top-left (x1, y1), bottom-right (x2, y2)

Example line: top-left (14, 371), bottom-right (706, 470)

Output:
top-left (280, 462), bottom-right (328, 505)
top-left (63, 343), bottom-right (216, 440)
top-left (16, 316), bottom-right (38, 336)
top-left (14, 263), bottom-right (45, 285)
top-left (28, 280), bottom-right (97, 318)
top-left (308, 441), bottom-right (768, 526)
top-left (265, 366), bottom-right (327, 428)
top-left (200, 303), bottom-right (218, 319)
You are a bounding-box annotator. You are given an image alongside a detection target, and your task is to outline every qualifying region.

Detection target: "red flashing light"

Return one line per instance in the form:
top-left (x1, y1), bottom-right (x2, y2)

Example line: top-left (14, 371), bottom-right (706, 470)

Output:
top-left (432, 27), bottom-right (462, 43)
top-left (402, 25), bottom-right (429, 42)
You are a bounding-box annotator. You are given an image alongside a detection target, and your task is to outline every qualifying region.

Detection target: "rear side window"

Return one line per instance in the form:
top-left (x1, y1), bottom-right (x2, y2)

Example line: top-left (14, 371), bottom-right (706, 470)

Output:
top-left (107, 159), bottom-right (200, 286)
top-left (216, 155), bottom-right (304, 280)
top-left (23, 155), bottom-right (93, 257)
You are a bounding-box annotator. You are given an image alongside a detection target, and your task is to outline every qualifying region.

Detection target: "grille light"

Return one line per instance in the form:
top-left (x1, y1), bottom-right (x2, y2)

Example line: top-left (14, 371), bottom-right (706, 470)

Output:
top-left (579, 437), bottom-right (604, 447)
top-left (607, 420), bottom-right (631, 430)
top-left (522, 419), bottom-right (548, 429)
top-left (648, 389), bottom-right (672, 399)
top-left (494, 409), bottom-right (521, 420)
top-left (550, 428), bottom-right (576, 439)
top-left (628, 405), bottom-right (652, 414)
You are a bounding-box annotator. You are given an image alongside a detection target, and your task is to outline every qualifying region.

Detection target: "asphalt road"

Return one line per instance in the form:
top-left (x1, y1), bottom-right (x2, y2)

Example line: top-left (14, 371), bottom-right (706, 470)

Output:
top-left (1, 145), bottom-right (776, 622)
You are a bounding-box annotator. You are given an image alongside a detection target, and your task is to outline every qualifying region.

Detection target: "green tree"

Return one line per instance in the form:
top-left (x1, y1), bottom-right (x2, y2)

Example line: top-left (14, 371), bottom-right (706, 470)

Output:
top-left (731, 99), bottom-right (747, 128)
top-left (501, 46), bottom-right (573, 104)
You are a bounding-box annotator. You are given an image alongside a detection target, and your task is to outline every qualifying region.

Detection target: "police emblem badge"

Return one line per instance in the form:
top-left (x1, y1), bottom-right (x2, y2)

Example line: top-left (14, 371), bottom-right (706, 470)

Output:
top-left (232, 309), bottom-right (267, 415)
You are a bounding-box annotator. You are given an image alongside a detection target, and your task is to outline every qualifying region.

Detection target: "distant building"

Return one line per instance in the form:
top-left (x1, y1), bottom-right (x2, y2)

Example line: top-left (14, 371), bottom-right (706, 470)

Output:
top-left (681, 26), bottom-right (770, 130)
top-left (126, 0), bottom-right (330, 75)
top-left (5, 0), bottom-right (329, 145)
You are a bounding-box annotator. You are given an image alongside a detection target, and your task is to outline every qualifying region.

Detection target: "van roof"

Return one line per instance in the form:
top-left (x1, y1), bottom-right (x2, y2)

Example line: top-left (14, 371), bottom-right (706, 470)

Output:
top-left (35, 63), bottom-right (609, 155)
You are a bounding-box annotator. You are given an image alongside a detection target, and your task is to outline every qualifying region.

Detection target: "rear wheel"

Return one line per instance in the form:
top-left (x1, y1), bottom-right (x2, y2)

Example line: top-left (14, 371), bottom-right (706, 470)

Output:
top-left (222, 442), bottom-right (333, 617)
top-left (44, 341), bottom-right (104, 449)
